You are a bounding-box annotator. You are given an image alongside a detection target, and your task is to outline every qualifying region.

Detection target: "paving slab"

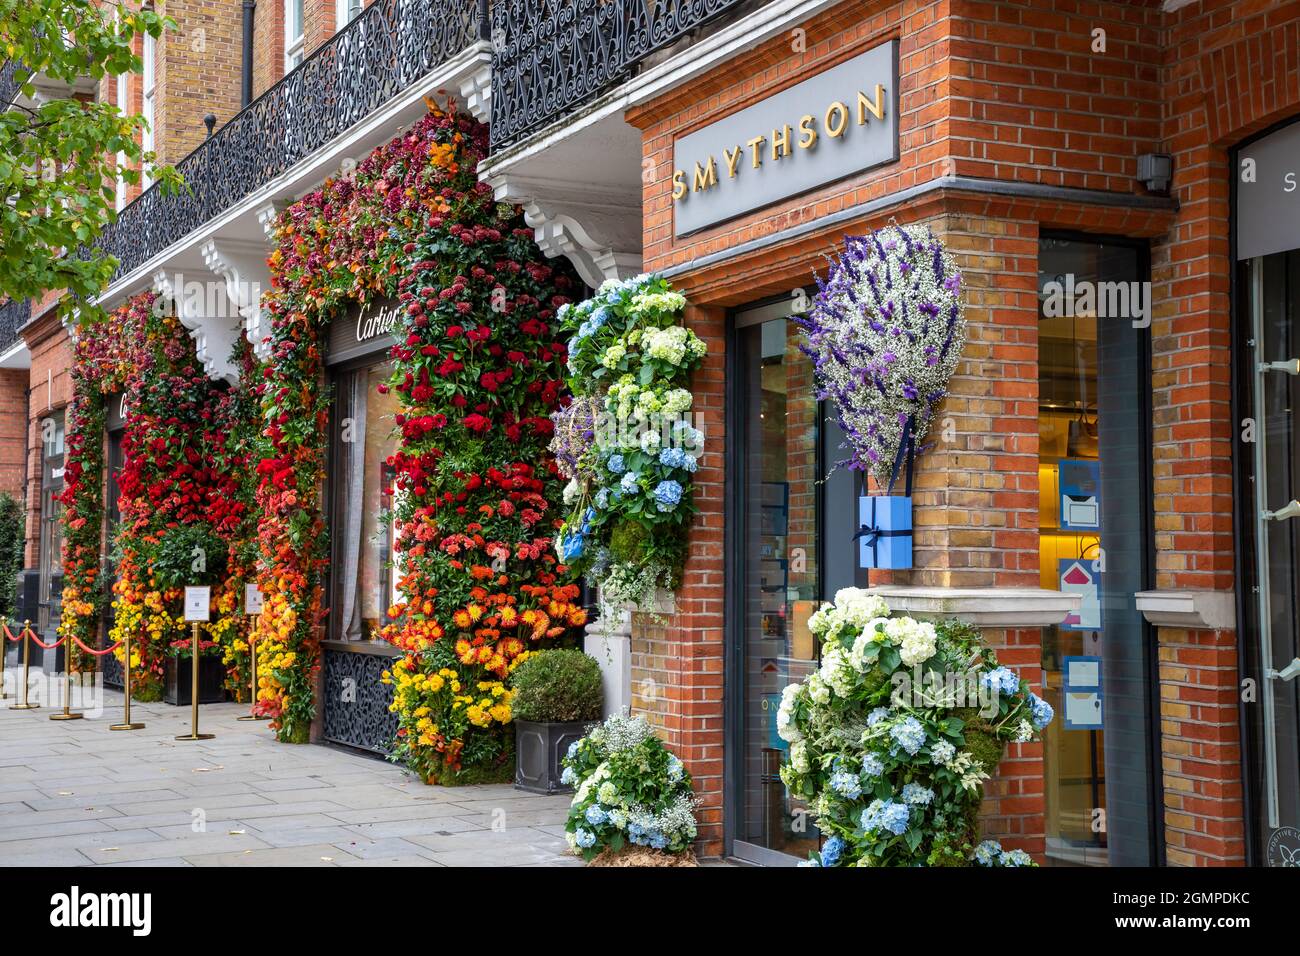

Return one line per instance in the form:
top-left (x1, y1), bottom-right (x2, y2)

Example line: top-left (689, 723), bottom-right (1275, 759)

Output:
top-left (0, 687), bottom-right (593, 867)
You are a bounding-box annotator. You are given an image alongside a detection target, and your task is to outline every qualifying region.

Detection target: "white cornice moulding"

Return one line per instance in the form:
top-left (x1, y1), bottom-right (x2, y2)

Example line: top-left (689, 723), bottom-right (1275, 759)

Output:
top-left (151, 268), bottom-right (241, 383)
top-left (1134, 589), bottom-right (1236, 631)
top-left (865, 586), bottom-right (1082, 627)
top-left (459, 61), bottom-right (491, 125)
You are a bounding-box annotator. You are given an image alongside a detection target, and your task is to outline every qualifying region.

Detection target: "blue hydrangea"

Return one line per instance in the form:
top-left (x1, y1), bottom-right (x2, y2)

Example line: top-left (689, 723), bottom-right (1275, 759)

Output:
top-left (594, 488), bottom-right (610, 510)
top-left (607, 454), bottom-right (626, 474)
top-left (829, 770), bottom-right (862, 799)
top-left (620, 472), bottom-right (640, 495)
top-left (575, 828), bottom-right (597, 849)
top-left (584, 805), bottom-right (608, 826)
top-left (819, 834), bottom-right (845, 867)
top-left (653, 479), bottom-right (683, 511)
top-left (862, 798), bottom-right (910, 836)
top-left (666, 755), bottom-right (684, 782)
top-left (973, 839), bottom-right (1002, 866)
top-left (861, 753), bottom-right (885, 777)
top-left (1000, 849), bottom-right (1034, 867)
top-left (901, 782), bottom-right (934, 805)
top-left (560, 766), bottom-right (576, 786)
top-left (889, 716), bottom-right (927, 756)
top-left (1029, 692), bottom-right (1054, 730)
top-left (567, 741), bottom-right (581, 759)
top-left (867, 706), bottom-right (891, 727)
top-left (982, 666), bottom-right (1021, 697)
top-left (649, 831), bottom-right (668, 850)
top-left (659, 446), bottom-right (686, 469)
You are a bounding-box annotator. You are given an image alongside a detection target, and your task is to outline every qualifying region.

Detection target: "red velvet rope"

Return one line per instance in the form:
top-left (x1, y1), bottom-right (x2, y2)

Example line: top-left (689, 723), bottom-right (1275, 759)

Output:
top-left (2, 622), bottom-right (21, 643)
top-left (24, 631), bottom-right (65, 650)
top-left (71, 635), bottom-right (123, 657)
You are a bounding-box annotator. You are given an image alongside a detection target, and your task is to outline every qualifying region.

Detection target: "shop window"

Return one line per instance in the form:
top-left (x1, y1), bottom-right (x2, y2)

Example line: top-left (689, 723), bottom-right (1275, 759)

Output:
top-left (1037, 235), bottom-right (1157, 866)
top-left (330, 362), bottom-right (402, 642)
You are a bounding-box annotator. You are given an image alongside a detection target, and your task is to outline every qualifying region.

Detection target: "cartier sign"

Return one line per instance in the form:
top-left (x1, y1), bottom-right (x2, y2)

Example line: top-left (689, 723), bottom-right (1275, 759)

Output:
top-left (327, 294), bottom-right (404, 366)
top-left (672, 40), bottom-right (899, 236)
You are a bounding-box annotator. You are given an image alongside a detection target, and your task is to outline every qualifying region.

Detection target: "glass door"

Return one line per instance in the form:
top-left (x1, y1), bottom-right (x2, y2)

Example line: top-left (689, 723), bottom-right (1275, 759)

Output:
top-left (1240, 249), bottom-right (1300, 864)
top-left (729, 300), bottom-right (827, 865)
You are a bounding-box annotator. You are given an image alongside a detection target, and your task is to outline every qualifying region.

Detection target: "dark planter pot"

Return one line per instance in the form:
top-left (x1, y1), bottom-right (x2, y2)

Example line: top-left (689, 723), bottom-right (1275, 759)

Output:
top-left (164, 655), bottom-right (227, 706)
top-left (515, 719), bottom-right (592, 795)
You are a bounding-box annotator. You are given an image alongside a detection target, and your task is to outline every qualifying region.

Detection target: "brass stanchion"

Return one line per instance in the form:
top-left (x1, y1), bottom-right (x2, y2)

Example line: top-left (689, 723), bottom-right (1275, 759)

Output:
top-left (236, 632), bottom-right (268, 721)
top-left (110, 626), bottom-right (144, 731)
top-left (49, 658), bottom-right (83, 721)
top-left (9, 621), bottom-right (40, 710)
top-left (175, 622), bottom-right (214, 741)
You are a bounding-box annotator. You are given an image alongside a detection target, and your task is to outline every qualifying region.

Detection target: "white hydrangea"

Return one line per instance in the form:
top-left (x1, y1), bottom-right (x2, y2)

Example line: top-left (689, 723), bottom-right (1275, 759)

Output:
top-left (642, 325), bottom-right (706, 365)
top-left (806, 672), bottom-right (831, 705)
top-left (884, 617), bottom-right (938, 666)
top-left (833, 588), bottom-right (891, 626)
top-left (776, 682), bottom-right (804, 743)
top-left (790, 740), bottom-right (810, 773)
top-left (562, 478), bottom-right (580, 505)
top-left (661, 388), bottom-right (693, 415)
top-left (631, 290), bottom-right (687, 314)
top-left (819, 643), bottom-right (856, 698)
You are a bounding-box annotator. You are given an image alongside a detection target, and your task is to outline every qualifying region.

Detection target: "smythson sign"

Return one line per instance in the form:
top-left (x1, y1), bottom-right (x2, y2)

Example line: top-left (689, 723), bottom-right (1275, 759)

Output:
top-left (672, 41), bottom-right (899, 237)
top-left (327, 294), bottom-right (404, 366)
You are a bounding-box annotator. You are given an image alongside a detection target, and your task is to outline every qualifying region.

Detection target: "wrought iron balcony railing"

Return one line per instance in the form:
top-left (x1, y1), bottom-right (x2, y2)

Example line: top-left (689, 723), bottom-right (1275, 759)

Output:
top-left (96, 0), bottom-right (489, 284)
top-left (0, 297), bottom-right (31, 356)
top-left (0, 59), bottom-right (22, 111)
top-left (489, 0), bottom-right (753, 151)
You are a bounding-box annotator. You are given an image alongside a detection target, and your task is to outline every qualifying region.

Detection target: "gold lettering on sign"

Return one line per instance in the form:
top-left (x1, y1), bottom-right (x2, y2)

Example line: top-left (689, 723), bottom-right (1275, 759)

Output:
top-left (692, 157), bottom-right (718, 192)
top-left (825, 101), bottom-right (849, 138)
top-left (798, 114), bottom-right (818, 149)
top-left (771, 124), bottom-right (792, 162)
top-left (723, 145), bottom-right (743, 178)
top-left (672, 169), bottom-right (687, 199)
top-left (747, 134), bottom-right (766, 168)
top-left (857, 84), bottom-right (886, 123)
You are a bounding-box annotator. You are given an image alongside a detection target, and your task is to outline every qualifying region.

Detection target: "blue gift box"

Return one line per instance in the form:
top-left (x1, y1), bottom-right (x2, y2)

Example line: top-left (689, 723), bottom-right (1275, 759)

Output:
top-left (857, 496), bottom-right (913, 570)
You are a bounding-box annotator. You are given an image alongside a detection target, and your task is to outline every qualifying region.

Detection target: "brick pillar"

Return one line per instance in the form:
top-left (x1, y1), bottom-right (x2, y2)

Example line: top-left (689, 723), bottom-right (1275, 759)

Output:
top-left (1157, 626), bottom-right (1245, 865)
top-left (628, 302), bottom-right (727, 856)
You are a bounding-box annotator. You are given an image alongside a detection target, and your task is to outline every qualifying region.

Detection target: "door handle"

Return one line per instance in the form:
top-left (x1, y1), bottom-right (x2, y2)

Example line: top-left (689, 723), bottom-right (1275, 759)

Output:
top-left (1269, 658), bottom-right (1300, 682)
top-left (1259, 358), bottom-right (1300, 375)
top-left (1263, 500), bottom-right (1300, 521)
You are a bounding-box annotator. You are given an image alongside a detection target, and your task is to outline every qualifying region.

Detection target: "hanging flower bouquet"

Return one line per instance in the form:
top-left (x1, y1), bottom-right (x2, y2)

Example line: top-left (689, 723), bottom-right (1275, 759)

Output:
top-left (800, 222), bottom-right (966, 486)
top-left (555, 275), bottom-right (706, 609)
top-left (778, 588), bottom-right (1054, 867)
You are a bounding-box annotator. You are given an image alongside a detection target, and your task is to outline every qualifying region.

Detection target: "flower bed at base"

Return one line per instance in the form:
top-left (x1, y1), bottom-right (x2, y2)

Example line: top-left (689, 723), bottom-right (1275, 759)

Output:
top-left (778, 588), bottom-right (1054, 867)
top-left (561, 714), bottom-right (698, 862)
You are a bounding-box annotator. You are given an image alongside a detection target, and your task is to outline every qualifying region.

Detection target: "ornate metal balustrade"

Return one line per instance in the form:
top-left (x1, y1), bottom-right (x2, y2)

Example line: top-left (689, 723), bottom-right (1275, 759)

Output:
top-left (95, 0), bottom-right (489, 284)
top-left (0, 297), bottom-right (30, 355)
top-left (0, 59), bottom-right (21, 111)
top-left (489, 0), bottom-right (756, 151)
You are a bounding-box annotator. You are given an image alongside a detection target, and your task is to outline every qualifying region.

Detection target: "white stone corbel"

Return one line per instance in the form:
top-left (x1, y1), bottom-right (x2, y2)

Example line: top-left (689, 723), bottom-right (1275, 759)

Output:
top-left (151, 267), bottom-right (241, 383)
top-left (201, 238), bottom-right (273, 362)
top-left (458, 60), bottom-right (492, 125)
top-left (257, 201), bottom-right (287, 242)
top-left (491, 176), bottom-right (643, 288)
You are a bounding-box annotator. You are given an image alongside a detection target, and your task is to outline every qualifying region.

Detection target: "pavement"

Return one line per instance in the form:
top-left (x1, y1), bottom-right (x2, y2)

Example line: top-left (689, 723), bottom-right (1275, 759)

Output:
top-left (0, 679), bottom-right (582, 867)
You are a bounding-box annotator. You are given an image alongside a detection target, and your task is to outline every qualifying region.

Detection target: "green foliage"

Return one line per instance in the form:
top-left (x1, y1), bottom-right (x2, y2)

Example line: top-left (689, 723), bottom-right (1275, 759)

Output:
top-left (0, 1), bottom-right (179, 318)
top-left (0, 492), bottom-right (22, 621)
top-left (510, 649), bottom-right (603, 723)
top-left (145, 523), bottom-right (229, 590)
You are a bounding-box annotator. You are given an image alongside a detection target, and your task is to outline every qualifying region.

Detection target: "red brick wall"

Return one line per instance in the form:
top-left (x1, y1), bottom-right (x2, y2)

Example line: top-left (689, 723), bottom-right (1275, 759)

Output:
top-left (0, 370), bottom-right (28, 502)
top-left (21, 313), bottom-right (74, 570)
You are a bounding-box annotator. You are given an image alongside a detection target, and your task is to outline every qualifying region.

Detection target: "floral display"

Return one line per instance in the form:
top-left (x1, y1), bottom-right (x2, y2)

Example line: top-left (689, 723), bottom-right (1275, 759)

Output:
top-left (256, 101), bottom-right (587, 766)
top-left (778, 587), bottom-right (1054, 866)
top-left (555, 275), bottom-right (706, 608)
top-left (561, 713), bottom-right (697, 861)
top-left (58, 292), bottom-right (253, 693)
top-left (799, 222), bottom-right (966, 488)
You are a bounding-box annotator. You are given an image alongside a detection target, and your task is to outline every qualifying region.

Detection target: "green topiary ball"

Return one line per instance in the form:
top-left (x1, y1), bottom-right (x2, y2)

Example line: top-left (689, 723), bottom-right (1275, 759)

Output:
top-left (510, 648), bottom-right (604, 723)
